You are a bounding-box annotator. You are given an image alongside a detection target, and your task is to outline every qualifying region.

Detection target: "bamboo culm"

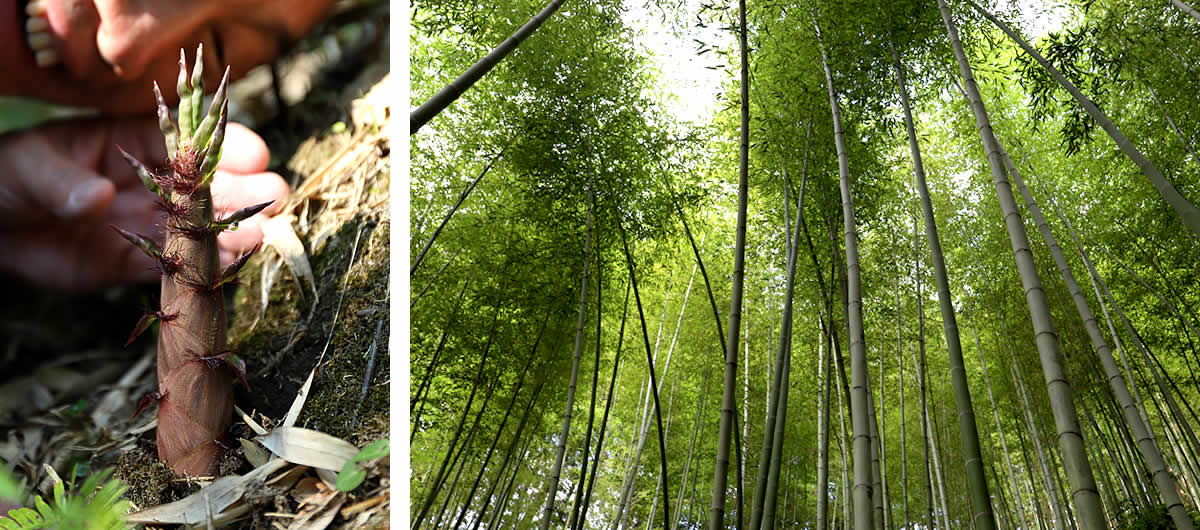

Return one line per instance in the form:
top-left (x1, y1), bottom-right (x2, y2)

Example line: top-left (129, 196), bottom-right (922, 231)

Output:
top-left (939, 1), bottom-right (1105, 526)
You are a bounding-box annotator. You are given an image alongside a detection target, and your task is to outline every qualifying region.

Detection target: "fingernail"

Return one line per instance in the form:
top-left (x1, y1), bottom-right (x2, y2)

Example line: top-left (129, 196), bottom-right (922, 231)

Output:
top-left (61, 180), bottom-right (111, 218)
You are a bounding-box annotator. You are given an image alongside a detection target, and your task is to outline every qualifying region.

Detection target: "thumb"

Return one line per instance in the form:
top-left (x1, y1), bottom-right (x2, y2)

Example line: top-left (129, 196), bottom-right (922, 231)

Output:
top-left (0, 132), bottom-right (116, 226)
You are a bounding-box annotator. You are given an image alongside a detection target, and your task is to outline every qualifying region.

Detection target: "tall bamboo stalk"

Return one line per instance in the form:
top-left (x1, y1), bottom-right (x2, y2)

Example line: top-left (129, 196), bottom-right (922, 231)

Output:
top-left (891, 36), bottom-right (996, 530)
top-left (815, 15), bottom-right (875, 529)
top-left (897, 281), bottom-right (909, 530)
top-left (818, 313), bottom-right (832, 530)
top-left (569, 240), bottom-right (604, 530)
top-left (938, 2), bottom-right (1105, 526)
top-left (1170, 0), bottom-right (1200, 23)
top-left (967, 0), bottom-right (1200, 239)
top-left (1011, 360), bottom-right (1068, 530)
top-left (577, 284), bottom-right (631, 530)
top-left (621, 222), bottom-right (671, 530)
top-left (709, 0), bottom-right (749, 525)
top-left (539, 179), bottom-right (594, 530)
top-left (1000, 144), bottom-right (1193, 529)
top-left (762, 172), bottom-right (809, 529)
top-left (970, 320), bottom-right (1031, 530)
top-left (410, 0), bottom-right (567, 133)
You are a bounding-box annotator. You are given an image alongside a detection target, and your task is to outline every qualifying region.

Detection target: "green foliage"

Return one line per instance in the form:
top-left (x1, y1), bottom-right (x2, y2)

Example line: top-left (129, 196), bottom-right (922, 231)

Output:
top-left (1113, 501), bottom-right (1200, 530)
top-left (0, 468), bottom-right (130, 530)
top-left (411, 0), bottom-right (1200, 526)
top-left (0, 469), bottom-right (20, 504)
top-left (336, 439), bottom-right (390, 492)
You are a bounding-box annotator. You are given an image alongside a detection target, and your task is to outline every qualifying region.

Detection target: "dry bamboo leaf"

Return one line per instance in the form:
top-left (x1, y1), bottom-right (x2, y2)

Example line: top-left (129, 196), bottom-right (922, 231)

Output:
top-left (18, 428), bottom-right (43, 465)
top-left (91, 351), bottom-right (154, 429)
top-left (240, 438), bottom-right (272, 468)
top-left (340, 493), bottom-right (387, 518)
top-left (255, 427), bottom-right (358, 473)
top-left (259, 253), bottom-right (285, 321)
top-left (261, 214), bottom-right (318, 301)
top-left (349, 74), bottom-right (390, 131)
top-left (234, 405), bottom-right (268, 436)
top-left (286, 489), bottom-right (344, 530)
top-left (283, 365), bottom-right (316, 427)
top-left (183, 502), bottom-right (252, 529)
top-left (290, 476), bottom-right (323, 505)
top-left (265, 465), bottom-right (309, 491)
top-left (314, 468), bottom-right (338, 491)
top-left (130, 418), bottom-right (157, 434)
top-left (126, 458), bottom-right (288, 524)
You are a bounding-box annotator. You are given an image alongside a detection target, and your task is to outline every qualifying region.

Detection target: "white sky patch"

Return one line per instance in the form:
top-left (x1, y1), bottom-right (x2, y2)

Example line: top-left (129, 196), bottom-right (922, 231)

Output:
top-left (1013, 0), bottom-right (1070, 37)
top-left (622, 0), bottom-right (730, 125)
top-left (622, 0), bottom-right (1069, 125)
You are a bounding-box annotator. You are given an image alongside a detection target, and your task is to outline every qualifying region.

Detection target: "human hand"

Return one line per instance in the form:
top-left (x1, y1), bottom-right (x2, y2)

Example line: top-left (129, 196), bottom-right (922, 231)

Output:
top-left (0, 117), bottom-right (288, 292)
top-left (1, 0), bottom-right (335, 115)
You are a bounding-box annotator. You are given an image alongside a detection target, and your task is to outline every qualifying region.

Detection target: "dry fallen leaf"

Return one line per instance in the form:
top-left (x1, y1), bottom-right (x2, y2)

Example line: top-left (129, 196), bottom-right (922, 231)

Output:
top-left (286, 488), bottom-right (344, 530)
top-left (126, 458), bottom-right (289, 524)
top-left (261, 214), bottom-right (318, 302)
top-left (255, 427), bottom-right (359, 473)
top-left (240, 438), bottom-right (273, 468)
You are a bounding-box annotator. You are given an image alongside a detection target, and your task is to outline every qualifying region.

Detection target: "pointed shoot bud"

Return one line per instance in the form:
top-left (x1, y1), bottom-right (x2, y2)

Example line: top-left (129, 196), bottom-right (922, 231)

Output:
top-left (218, 243), bottom-right (260, 287)
top-left (133, 391), bottom-right (165, 418)
top-left (225, 353), bottom-right (250, 392)
top-left (190, 44), bottom-right (205, 132)
top-left (198, 100), bottom-right (228, 188)
top-left (211, 200), bottom-right (273, 232)
top-left (177, 50), bottom-right (193, 139)
top-left (110, 225), bottom-right (163, 260)
top-left (153, 82), bottom-right (179, 160)
top-left (125, 312), bottom-right (161, 347)
top-left (115, 145), bottom-right (164, 198)
top-left (193, 68), bottom-right (230, 150)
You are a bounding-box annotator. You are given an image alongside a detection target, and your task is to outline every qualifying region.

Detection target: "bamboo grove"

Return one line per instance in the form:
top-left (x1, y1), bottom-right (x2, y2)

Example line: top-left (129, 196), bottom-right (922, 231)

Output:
top-left (409, 0), bottom-right (1200, 528)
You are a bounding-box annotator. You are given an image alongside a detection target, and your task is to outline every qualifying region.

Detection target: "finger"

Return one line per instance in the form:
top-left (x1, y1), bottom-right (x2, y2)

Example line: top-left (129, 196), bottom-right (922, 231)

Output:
top-left (108, 187), bottom-right (165, 244)
top-left (0, 134), bottom-right (117, 224)
top-left (210, 170), bottom-right (289, 216)
top-left (98, 120), bottom-right (269, 188)
top-left (0, 220), bottom-right (158, 292)
top-left (217, 213), bottom-right (265, 259)
top-left (89, 188), bottom-right (162, 287)
top-left (217, 123), bottom-right (271, 174)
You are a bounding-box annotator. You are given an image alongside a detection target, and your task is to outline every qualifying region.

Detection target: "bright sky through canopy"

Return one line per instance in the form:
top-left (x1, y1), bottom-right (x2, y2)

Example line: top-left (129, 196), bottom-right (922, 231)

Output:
top-left (622, 0), bottom-right (1068, 125)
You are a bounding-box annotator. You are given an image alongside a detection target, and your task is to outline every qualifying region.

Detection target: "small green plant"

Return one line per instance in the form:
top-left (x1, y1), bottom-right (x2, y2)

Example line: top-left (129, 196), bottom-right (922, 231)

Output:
top-left (0, 468), bottom-right (21, 504)
top-left (0, 467), bottom-right (130, 530)
top-left (335, 439), bottom-right (389, 492)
